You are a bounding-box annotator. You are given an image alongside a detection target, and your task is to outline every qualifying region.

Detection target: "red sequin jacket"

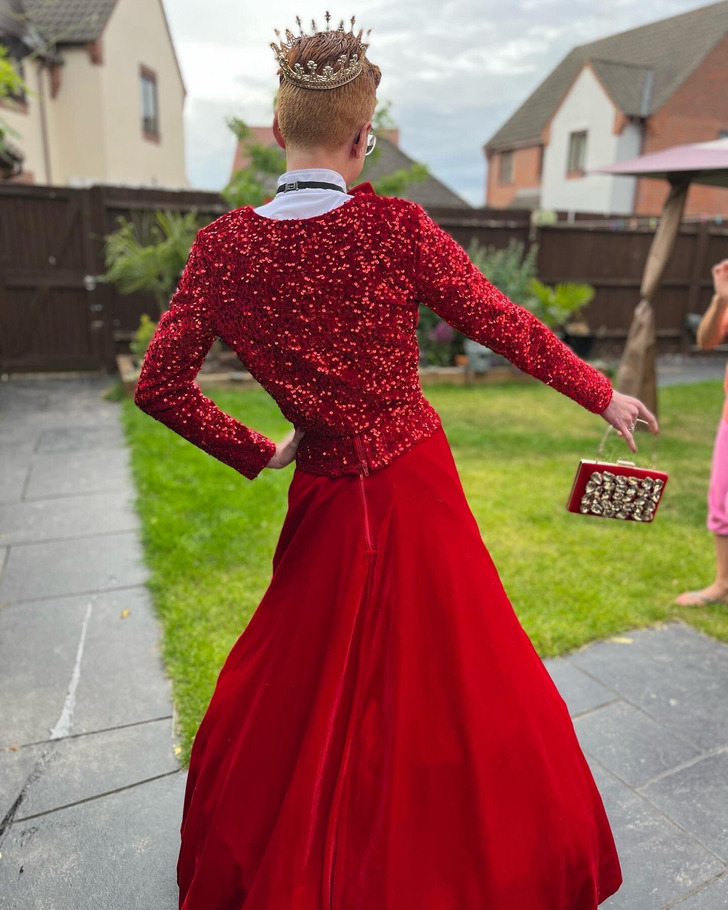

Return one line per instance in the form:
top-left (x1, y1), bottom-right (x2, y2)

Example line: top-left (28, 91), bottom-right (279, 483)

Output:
top-left (134, 184), bottom-right (613, 479)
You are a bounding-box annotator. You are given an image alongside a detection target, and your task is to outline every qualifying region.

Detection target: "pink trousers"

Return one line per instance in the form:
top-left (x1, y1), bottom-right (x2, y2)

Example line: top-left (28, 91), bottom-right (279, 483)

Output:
top-left (708, 417), bottom-right (728, 536)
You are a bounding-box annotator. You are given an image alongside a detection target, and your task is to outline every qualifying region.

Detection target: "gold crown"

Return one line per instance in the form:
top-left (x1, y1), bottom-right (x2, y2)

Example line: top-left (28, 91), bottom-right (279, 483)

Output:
top-left (271, 12), bottom-right (370, 91)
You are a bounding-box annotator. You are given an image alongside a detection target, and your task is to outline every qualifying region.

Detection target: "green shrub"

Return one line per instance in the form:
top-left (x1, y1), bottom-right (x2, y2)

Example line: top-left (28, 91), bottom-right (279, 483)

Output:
top-left (130, 314), bottom-right (158, 362)
top-left (468, 238), bottom-right (539, 305)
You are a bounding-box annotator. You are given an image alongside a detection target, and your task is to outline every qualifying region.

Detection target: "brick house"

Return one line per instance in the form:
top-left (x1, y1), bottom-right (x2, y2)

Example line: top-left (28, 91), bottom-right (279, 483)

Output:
top-left (484, 0), bottom-right (728, 216)
top-left (0, 0), bottom-right (186, 186)
top-left (231, 126), bottom-right (470, 209)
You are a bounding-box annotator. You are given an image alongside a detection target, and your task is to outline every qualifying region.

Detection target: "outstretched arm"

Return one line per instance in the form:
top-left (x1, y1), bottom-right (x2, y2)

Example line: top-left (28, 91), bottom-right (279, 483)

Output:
top-left (134, 233), bottom-right (278, 480)
top-left (696, 260), bottom-right (728, 350)
top-left (410, 206), bottom-right (657, 450)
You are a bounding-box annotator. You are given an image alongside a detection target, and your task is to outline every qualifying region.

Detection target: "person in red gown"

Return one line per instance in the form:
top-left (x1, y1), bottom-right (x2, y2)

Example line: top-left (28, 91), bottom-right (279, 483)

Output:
top-left (135, 16), bottom-right (657, 910)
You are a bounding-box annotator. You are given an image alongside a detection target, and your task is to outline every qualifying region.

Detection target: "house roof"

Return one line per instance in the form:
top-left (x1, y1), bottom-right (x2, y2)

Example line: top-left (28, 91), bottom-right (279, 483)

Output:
top-left (361, 136), bottom-right (469, 208)
top-left (486, 0), bottom-right (728, 152)
top-left (231, 128), bottom-right (470, 208)
top-left (22, 0), bottom-right (118, 43)
top-left (9, 0), bottom-right (187, 94)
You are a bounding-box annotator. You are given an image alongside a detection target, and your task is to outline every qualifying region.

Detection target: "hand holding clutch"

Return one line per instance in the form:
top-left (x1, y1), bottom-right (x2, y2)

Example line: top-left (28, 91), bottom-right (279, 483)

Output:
top-left (599, 390), bottom-right (659, 453)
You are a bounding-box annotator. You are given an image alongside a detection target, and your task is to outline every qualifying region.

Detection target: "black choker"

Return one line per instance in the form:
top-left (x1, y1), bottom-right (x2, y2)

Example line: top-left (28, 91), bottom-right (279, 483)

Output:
top-left (276, 180), bottom-right (346, 195)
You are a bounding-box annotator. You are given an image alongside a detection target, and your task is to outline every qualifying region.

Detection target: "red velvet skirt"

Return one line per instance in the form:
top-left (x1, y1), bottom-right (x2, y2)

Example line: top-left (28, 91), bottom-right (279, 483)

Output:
top-left (177, 426), bottom-right (622, 909)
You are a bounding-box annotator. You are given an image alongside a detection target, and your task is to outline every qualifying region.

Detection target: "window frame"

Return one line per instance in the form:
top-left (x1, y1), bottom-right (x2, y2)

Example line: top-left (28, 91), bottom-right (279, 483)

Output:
top-left (140, 65), bottom-right (160, 142)
top-left (567, 130), bottom-right (588, 177)
top-left (499, 149), bottom-right (514, 185)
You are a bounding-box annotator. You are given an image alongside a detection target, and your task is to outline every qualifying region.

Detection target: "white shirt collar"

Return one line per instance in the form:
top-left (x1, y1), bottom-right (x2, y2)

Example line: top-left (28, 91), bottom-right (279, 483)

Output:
top-left (276, 168), bottom-right (348, 192)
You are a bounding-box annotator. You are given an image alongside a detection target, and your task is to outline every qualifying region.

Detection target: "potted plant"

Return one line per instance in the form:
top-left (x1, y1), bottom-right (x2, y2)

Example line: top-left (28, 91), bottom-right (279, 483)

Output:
top-left (526, 279), bottom-right (596, 356)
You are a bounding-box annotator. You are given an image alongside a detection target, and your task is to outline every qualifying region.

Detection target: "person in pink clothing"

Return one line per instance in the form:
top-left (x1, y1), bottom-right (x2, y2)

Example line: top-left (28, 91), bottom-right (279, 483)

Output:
top-left (677, 258), bottom-right (728, 607)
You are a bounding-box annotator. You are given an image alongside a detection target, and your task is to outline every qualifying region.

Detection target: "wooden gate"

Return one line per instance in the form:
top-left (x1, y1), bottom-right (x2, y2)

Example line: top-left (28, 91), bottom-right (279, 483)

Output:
top-left (0, 184), bottom-right (226, 373)
top-left (0, 185), bottom-right (112, 371)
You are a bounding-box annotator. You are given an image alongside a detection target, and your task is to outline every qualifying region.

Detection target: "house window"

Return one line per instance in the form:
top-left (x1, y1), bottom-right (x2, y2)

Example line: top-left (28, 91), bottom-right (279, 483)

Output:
top-left (567, 130), bottom-right (587, 176)
top-left (499, 150), bottom-right (513, 184)
top-left (720, 129), bottom-right (728, 139)
top-left (537, 145), bottom-right (544, 180)
top-left (0, 50), bottom-right (28, 108)
top-left (140, 66), bottom-right (159, 140)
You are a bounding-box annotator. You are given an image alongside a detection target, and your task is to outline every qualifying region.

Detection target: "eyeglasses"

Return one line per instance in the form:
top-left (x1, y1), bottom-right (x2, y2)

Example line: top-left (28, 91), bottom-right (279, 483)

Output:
top-left (365, 131), bottom-right (377, 156)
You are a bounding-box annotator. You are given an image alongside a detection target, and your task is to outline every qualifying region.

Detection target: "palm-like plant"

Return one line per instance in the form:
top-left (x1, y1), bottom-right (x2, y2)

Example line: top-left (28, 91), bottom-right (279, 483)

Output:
top-left (526, 279), bottom-right (595, 332)
top-left (101, 210), bottom-right (204, 315)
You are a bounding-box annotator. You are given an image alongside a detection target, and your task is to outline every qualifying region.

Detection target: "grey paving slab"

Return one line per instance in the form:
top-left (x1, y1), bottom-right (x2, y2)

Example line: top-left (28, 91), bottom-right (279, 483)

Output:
top-left (0, 427), bottom-right (39, 453)
top-left (570, 622), bottom-right (728, 751)
top-left (2, 489), bottom-right (138, 546)
top-left (35, 424), bottom-right (125, 454)
top-left (0, 770), bottom-right (185, 910)
top-left (0, 588), bottom-right (171, 747)
top-left (0, 490), bottom-right (139, 546)
top-left (24, 448), bottom-right (131, 499)
top-left (0, 450), bottom-right (31, 503)
top-left (670, 873), bottom-right (728, 909)
top-left (641, 752), bottom-right (728, 863)
top-left (0, 744), bottom-right (40, 822)
top-left (12, 719), bottom-right (178, 821)
top-left (574, 700), bottom-right (701, 788)
top-left (0, 375), bottom-right (113, 414)
top-left (543, 656), bottom-right (618, 717)
top-left (72, 587), bottom-right (172, 734)
top-left (657, 356), bottom-right (727, 388)
top-left (0, 530), bottom-right (146, 604)
top-left (0, 595), bottom-right (90, 747)
top-left (590, 761), bottom-right (725, 910)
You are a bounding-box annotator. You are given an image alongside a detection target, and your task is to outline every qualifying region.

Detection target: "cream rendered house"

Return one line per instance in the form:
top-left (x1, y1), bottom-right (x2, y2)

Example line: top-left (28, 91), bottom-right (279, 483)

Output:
top-left (0, 0), bottom-right (186, 186)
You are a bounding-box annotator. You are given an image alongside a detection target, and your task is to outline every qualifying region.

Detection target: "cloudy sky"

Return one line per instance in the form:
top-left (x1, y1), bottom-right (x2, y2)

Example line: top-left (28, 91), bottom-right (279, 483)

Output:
top-left (163, 0), bottom-right (716, 205)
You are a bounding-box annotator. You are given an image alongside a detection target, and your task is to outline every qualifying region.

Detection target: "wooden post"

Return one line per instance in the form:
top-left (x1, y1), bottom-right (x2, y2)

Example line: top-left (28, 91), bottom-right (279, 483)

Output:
top-left (617, 179), bottom-right (691, 414)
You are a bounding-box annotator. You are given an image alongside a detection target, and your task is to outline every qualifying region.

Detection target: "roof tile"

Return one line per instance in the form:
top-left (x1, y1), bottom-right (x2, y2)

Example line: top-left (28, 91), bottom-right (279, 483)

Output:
top-left (22, 0), bottom-right (118, 44)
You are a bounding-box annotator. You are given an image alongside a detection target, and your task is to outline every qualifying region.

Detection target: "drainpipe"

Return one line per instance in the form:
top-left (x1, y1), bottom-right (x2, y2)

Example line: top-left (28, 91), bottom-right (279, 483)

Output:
top-left (632, 68), bottom-right (655, 214)
top-left (36, 58), bottom-right (52, 184)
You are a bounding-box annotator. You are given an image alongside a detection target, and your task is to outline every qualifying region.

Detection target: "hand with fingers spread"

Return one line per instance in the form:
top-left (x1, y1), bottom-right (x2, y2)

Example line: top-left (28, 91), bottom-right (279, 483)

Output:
top-left (696, 260), bottom-right (728, 350)
top-left (599, 390), bottom-right (659, 453)
top-left (266, 426), bottom-right (306, 470)
top-left (713, 258), bottom-right (728, 302)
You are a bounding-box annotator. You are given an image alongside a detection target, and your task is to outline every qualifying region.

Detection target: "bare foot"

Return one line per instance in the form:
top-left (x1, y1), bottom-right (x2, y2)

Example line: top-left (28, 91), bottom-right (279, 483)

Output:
top-left (676, 584), bottom-right (728, 606)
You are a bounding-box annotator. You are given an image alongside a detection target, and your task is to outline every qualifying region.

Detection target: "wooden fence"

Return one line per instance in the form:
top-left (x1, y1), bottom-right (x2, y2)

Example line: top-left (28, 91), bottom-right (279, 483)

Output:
top-left (0, 184), bottom-right (225, 372)
top-left (432, 207), bottom-right (728, 358)
top-left (1, 184), bottom-right (727, 372)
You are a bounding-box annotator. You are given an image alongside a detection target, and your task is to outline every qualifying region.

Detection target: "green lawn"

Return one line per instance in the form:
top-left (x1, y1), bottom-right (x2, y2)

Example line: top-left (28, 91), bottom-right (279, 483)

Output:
top-left (122, 380), bottom-right (727, 763)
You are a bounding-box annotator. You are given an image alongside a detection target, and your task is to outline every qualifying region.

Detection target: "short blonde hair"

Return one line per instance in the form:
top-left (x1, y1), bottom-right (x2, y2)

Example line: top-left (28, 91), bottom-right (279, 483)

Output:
top-left (276, 32), bottom-right (381, 151)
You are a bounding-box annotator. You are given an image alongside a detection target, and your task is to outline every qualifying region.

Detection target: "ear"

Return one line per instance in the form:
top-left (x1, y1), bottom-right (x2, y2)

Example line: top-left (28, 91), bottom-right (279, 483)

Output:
top-left (351, 121), bottom-right (372, 160)
top-left (272, 112), bottom-right (286, 149)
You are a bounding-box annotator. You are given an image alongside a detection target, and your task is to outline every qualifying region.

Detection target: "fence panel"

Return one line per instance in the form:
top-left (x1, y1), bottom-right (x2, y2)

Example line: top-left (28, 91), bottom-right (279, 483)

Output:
top-left (2, 188), bottom-right (727, 371)
top-left (429, 208), bottom-right (728, 357)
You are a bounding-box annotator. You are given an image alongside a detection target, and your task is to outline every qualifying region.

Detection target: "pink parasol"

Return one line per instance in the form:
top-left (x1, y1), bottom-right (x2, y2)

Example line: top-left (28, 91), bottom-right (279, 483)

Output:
top-left (594, 138), bottom-right (728, 188)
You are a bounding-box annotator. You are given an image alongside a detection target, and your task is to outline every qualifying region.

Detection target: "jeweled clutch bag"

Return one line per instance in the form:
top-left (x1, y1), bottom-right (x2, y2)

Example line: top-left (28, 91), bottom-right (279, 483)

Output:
top-left (566, 423), bottom-right (668, 522)
top-left (567, 461), bottom-right (668, 522)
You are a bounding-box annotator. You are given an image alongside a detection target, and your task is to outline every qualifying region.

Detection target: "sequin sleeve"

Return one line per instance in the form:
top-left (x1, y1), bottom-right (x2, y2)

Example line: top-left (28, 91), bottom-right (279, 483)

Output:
top-left (133, 234), bottom-right (278, 480)
top-left (410, 206), bottom-right (613, 414)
